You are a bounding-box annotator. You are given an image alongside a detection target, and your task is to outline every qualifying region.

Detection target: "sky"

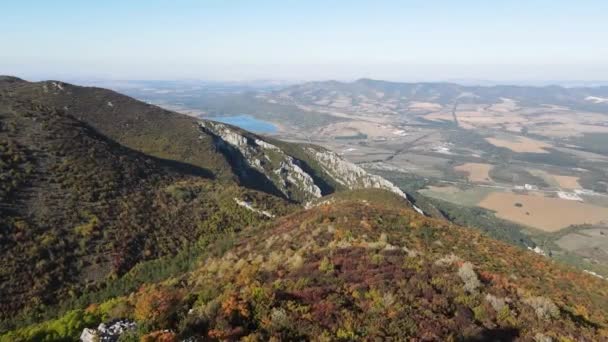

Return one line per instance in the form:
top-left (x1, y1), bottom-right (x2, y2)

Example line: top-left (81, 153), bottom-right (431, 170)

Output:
top-left (2, 0), bottom-right (608, 82)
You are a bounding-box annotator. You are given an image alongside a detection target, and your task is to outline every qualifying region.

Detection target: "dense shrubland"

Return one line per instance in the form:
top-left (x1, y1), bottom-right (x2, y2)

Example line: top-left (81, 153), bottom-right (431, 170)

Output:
top-left (5, 194), bottom-right (606, 340)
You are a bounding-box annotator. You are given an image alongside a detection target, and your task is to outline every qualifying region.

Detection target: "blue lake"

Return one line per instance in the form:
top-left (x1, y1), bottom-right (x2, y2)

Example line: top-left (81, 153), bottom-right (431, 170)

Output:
top-left (211, 115), bottom-right (278, 133)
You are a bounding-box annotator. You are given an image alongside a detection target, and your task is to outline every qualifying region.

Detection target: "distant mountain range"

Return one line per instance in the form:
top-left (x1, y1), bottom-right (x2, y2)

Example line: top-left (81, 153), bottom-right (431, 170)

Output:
top-left (1, 76), bottom-right (607, 340)
top-left (274, 78), bottom-right (608, 112)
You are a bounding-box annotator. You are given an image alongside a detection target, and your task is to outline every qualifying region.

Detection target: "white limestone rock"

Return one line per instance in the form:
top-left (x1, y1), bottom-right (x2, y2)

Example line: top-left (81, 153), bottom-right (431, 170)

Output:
top-left (234, 198), bottom-right (275, 218)
top-left (305, 147), bottom-right (407, 198)
top-left (80, 328), bottom-right (98, 342)
top-left (198, 120), bottom-right (420, 210)
top-left (80, 320), bottom-right (137, 342)
top-left (199, 121), bottom-right (322, 201)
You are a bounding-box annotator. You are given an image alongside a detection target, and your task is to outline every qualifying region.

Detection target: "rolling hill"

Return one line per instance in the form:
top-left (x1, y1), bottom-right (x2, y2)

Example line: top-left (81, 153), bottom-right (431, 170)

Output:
top-left (274, 78), bottom-right (608, 112)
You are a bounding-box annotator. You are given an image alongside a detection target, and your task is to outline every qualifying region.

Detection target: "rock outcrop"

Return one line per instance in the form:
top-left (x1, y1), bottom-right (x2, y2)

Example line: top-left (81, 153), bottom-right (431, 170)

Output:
top-left (199, 120), bottom-right (322, 202)
top-left (304, 147), bottom-right (407, 198)
top-left (80, 320), bottom-right (137, 342)
top-left (199, 120), bottom-right (410, 204)
top-left (234, 197), bottom-right (275, 218)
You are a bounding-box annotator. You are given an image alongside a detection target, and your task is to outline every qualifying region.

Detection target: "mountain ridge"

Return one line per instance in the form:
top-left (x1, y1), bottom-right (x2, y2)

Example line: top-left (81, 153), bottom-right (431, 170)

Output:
top-left (0, 76), bottom-right (409, 203)
top-left (274, 77), bottom-right (608, 112)
top-left (0, 76), bottom-right (412, 326)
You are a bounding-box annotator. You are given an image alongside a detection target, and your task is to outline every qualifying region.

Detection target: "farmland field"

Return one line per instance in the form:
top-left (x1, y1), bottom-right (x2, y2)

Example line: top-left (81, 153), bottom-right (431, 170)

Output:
top-left (485, 136), bottom-right (552, 153)
top-left (478, 192), bottom-right (608, 232)
top-left (555, 228), bottom-right (608, 255)
top-left (552, 175), bottom-right (582, 189)
top-left (454, 163), bottom-right (494, 183)
top-left (527, 169), bottom-right (582, 189)
top-left (419, 185), bottom-right (497, 207)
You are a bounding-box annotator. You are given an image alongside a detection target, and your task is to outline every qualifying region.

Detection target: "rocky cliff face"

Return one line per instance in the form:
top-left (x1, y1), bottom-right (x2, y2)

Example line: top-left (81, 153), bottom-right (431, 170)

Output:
top-left (303, 147), bottom-right (407, 197)
top-left (198, 120), bottom-right (408, 204)
top-left (199, 121), bottom-right (322, 202)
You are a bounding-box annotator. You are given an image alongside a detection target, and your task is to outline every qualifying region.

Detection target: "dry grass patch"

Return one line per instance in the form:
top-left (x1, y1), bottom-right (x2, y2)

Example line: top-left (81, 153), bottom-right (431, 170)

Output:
top-left (454, 163), bottom-right (494, 183)
top-left (478, 192), bottom-right (608, 232)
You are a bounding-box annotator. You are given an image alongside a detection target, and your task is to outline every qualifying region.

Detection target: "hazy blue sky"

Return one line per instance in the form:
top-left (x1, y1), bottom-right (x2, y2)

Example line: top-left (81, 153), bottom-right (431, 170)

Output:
top-left (2, 0), bottom-right (608, 82)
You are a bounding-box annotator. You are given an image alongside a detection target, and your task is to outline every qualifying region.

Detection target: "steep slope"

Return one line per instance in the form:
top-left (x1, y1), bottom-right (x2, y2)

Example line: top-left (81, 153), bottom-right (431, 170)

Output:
top-left (0, 93), bottom-right (296, 324)
top-left (0, 77), bottom-right (409, 203)
top-left (4, 190), bottom-right (606, 341)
